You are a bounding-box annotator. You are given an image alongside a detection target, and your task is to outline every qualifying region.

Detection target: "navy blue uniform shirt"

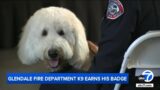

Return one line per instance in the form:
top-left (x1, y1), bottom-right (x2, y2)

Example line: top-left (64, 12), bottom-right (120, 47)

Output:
top-left (89, 0), bottom-right (160, 90)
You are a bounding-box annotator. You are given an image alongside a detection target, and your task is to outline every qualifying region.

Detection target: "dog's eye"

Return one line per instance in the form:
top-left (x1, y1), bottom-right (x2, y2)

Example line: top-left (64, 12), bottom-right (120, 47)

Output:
top-left (42, 29), bottom-right (48, 36)
top-left (58, 30), bottom-right (64, 36)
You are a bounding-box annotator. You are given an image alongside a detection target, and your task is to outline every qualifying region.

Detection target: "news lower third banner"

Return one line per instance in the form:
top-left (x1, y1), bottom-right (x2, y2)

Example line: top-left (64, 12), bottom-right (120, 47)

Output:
top-left (7, 73), bottom-right (128, 84)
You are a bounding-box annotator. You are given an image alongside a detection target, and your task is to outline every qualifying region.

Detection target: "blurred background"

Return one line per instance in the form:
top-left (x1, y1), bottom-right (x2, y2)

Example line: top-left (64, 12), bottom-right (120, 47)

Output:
top-left (0, 0), bottom-right (106, 90)
top-left (0, 0), bottom-right (106, 49)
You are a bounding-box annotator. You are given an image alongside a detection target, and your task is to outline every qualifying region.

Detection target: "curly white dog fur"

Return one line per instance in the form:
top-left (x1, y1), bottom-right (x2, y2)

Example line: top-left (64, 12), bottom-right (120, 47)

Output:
top-left (18, 7), bottom-right (97, 72)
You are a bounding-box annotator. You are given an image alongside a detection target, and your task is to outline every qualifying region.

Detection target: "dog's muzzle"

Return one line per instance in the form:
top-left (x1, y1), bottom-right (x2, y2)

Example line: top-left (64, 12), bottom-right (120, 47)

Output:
top-left (47, 49), bottom-right (60, 68)
top-left (48, 49), bottom-right (58, 59)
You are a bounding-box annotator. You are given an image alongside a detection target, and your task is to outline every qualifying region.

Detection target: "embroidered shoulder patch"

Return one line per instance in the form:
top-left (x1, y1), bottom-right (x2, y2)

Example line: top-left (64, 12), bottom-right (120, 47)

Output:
top-left (106, 0), bottom-right (124, 20)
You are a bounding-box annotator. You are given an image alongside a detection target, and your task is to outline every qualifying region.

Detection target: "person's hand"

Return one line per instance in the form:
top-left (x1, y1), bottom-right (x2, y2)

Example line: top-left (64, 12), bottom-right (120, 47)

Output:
top-left (88, 41), bottom-right (98, 55)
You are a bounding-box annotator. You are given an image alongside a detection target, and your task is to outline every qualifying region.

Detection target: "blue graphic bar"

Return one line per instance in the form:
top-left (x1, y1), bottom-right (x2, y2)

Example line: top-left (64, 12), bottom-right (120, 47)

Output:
top-left (7, 73), bottom-right (128, 84)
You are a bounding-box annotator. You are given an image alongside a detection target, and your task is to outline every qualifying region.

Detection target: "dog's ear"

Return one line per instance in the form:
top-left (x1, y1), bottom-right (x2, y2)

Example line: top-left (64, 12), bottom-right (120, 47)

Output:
top-left (17, 16), bottom-right (40, 65)
top-left (80, 41), bottom-right (98, 71)
top-left (71, 17), bottom-right (90, 68)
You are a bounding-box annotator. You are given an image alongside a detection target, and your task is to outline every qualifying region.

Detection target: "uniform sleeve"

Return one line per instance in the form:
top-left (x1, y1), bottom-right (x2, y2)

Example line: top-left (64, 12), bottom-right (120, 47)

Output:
top-left (90, 0), bottom-right (138, 73)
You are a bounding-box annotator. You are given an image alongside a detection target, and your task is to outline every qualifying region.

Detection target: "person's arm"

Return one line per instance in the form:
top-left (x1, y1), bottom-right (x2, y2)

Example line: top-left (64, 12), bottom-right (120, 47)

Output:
top-left (90, 0), bottom-right (138, 73)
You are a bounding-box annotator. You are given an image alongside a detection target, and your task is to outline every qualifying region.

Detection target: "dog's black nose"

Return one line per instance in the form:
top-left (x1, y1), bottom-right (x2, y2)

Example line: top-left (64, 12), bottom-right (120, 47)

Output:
top-left (48, 49), bottom-right (58, 58)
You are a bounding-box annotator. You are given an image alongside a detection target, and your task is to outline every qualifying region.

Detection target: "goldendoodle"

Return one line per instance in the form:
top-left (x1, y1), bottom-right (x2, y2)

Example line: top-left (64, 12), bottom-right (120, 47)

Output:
top-left (18, 6), bottom-right (98, 72)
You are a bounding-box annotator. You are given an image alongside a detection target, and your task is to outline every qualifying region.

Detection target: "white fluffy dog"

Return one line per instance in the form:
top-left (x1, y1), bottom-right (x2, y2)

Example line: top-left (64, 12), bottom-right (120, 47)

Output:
top-left (18, 7), bottom-right (97, 72)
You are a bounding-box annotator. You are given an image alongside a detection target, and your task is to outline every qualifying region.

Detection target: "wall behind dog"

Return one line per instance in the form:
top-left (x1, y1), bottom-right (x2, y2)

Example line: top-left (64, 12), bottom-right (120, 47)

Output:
top-left (0, 0), bottom-right (106, 49)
